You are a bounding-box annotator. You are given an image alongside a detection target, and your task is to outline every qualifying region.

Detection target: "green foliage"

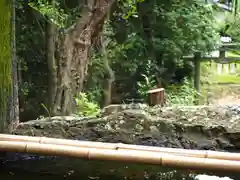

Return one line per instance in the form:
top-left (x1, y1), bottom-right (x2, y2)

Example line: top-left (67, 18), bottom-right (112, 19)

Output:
top-left (28, 0), bottom-right (145, 29)
top-left (137, 60), bottom-right (156, 99)
top-left (16, 1), bottom-right (48, 120)
top-left (225, 15), bottom-right (240, 41)
top-left (28, 0), bottom-right (68, 28)
top-left (153, 0), bottom-right (220, 58)
top-left (200, 61), bottom-right (214, 81)
top-left (120, 0), bottom-right (145, 19)
top-left (166, 79), bottom-right (199, 106)
top-left (15, 0), bottom-right (230, 121)
top-left (75, 93), bottom-right (100, 117)
top-left (137, 74), bottom-right (156, 100)
top-left (86, 24), bottom-right (146, 103)
top-left (87, 0), bottom-right (221, 105)
top-left (214, 0), bottom-right (240, 41)
top-left (41, 103), bottom-right (51, 118)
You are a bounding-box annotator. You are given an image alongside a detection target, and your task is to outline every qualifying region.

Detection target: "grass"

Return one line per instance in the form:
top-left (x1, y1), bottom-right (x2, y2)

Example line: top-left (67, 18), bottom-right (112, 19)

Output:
top-left (201, 61), bottom-right (240, 84)
top-left (212, 74), bottom-right (240, 84)
top-left (200, 61), bottom-right (240, 104)
top-left (226, 51), bottom-right (240, 58)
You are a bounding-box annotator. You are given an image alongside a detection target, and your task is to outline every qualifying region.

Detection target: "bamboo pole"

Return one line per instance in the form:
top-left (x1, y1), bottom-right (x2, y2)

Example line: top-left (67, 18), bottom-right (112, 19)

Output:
top-left (0, 141), bottom-right (239, 172)
top-left (0, 134), bottom-right (239, 161)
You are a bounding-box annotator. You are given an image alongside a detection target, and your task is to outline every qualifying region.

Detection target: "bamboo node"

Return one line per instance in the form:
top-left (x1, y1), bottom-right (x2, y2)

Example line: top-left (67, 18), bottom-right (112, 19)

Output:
top-left (115, 143), bottom-right (122, 150)
top-left (87, 149), bottom-right (91, 160)
top-left (159, 156), bottom-right (163, 166)
top-left (24, 143), bottom-right (28, 153)
top-left (204, 151), bottom-right (208, 159)
top-left (39, 137), bottom-right (44, 144)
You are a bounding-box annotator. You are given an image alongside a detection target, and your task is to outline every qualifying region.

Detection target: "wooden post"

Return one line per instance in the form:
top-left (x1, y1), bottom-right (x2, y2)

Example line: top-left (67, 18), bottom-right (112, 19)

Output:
top-left (193, 52), bottom-right (201, 105)
top-left (147, 88), bottom-right (165, 106)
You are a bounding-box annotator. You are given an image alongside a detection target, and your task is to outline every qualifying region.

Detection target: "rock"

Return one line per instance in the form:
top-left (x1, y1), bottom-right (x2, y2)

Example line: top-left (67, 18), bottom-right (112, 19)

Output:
top-left (1, 104), bottom-right (240, 180)
top-left (13, 104), bottom-right (240, 150)
top-left (195, 174), bottom-right (233, 180)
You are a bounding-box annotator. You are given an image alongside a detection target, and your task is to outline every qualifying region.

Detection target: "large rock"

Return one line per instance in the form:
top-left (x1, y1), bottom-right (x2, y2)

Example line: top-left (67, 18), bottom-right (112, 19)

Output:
top-left (1, 104), bottom-right (240, 180)
top-left (13, 104), bottom-right (240, 150)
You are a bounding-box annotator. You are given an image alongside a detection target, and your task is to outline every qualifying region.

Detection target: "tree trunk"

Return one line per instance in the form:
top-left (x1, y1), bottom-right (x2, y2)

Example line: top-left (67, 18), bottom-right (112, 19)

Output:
top-left (102, 78), bottom-right (114, 107)
top-left (101, 37), bottom-right (115, 107)
top-left (52, 0), bottom-right (116, 115)
top-left (0, 0), bottom-right (12, 132)
top-left (9, 0), bottom-right (19, 132)
top-left (46, 15), bottom-right (57, 115)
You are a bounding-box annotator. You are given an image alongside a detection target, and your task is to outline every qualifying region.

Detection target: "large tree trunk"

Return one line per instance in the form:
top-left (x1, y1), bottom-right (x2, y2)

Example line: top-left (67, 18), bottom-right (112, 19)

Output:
top-left (9, 0), bottom-right (19, 132)
top-left (46, 14), bottom-right (57, 114)
top-left (51, 0), bottom-right (116, 115)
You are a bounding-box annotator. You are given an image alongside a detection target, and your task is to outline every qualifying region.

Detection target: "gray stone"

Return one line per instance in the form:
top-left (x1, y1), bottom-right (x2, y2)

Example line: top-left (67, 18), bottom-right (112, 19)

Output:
top-left (1, 104), bottom-right (240, 180)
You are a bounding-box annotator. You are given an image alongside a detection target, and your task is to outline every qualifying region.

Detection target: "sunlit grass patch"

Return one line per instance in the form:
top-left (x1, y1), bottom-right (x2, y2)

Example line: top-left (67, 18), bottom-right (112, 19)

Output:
top-left (212, 74), bottom-right (240, 84)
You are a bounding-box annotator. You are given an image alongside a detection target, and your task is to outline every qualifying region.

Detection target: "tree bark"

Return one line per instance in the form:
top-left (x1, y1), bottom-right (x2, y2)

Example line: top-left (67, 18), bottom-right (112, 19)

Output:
top-left (52, 0), bottom-right (116, 115)
top-left (46, 15), bottom-right (57, 114)
top-left (101, 37), bottom-right (115, 107)
top-left (9, 0), bottom-right (19, 132)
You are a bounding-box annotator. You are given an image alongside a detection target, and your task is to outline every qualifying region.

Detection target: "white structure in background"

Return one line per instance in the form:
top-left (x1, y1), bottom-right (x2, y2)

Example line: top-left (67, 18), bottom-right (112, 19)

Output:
top-left (213, 36), bottom-right (238, 75)
top-left (217, 63), bottom-right (222, 74)
top-left (207, 50), bottom-right (236, 75)
top-left (230, 63), bottom-right (236, 73)
top-left (225, 64), bottom-right (229, 73)
top-left (195, 174), bottom-right (233, 180)
top-left (217, 63), bottom-right (237, 75)
top-left (221, 36), bottom-right (232, 43)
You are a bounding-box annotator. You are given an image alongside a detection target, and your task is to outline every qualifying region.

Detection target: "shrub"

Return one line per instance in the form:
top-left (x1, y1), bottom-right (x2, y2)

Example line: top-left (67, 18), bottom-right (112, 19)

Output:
top-left (75, 92), bottom-right (100, 117)
top-left (166, 79), bottom-right (199, 106)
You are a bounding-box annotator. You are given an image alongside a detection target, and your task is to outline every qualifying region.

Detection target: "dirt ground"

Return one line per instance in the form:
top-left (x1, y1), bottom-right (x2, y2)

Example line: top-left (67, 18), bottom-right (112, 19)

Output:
top-left (213, 95), bottom-right (240, 105)
top-left (204, 84), bottom-right (240, 105)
